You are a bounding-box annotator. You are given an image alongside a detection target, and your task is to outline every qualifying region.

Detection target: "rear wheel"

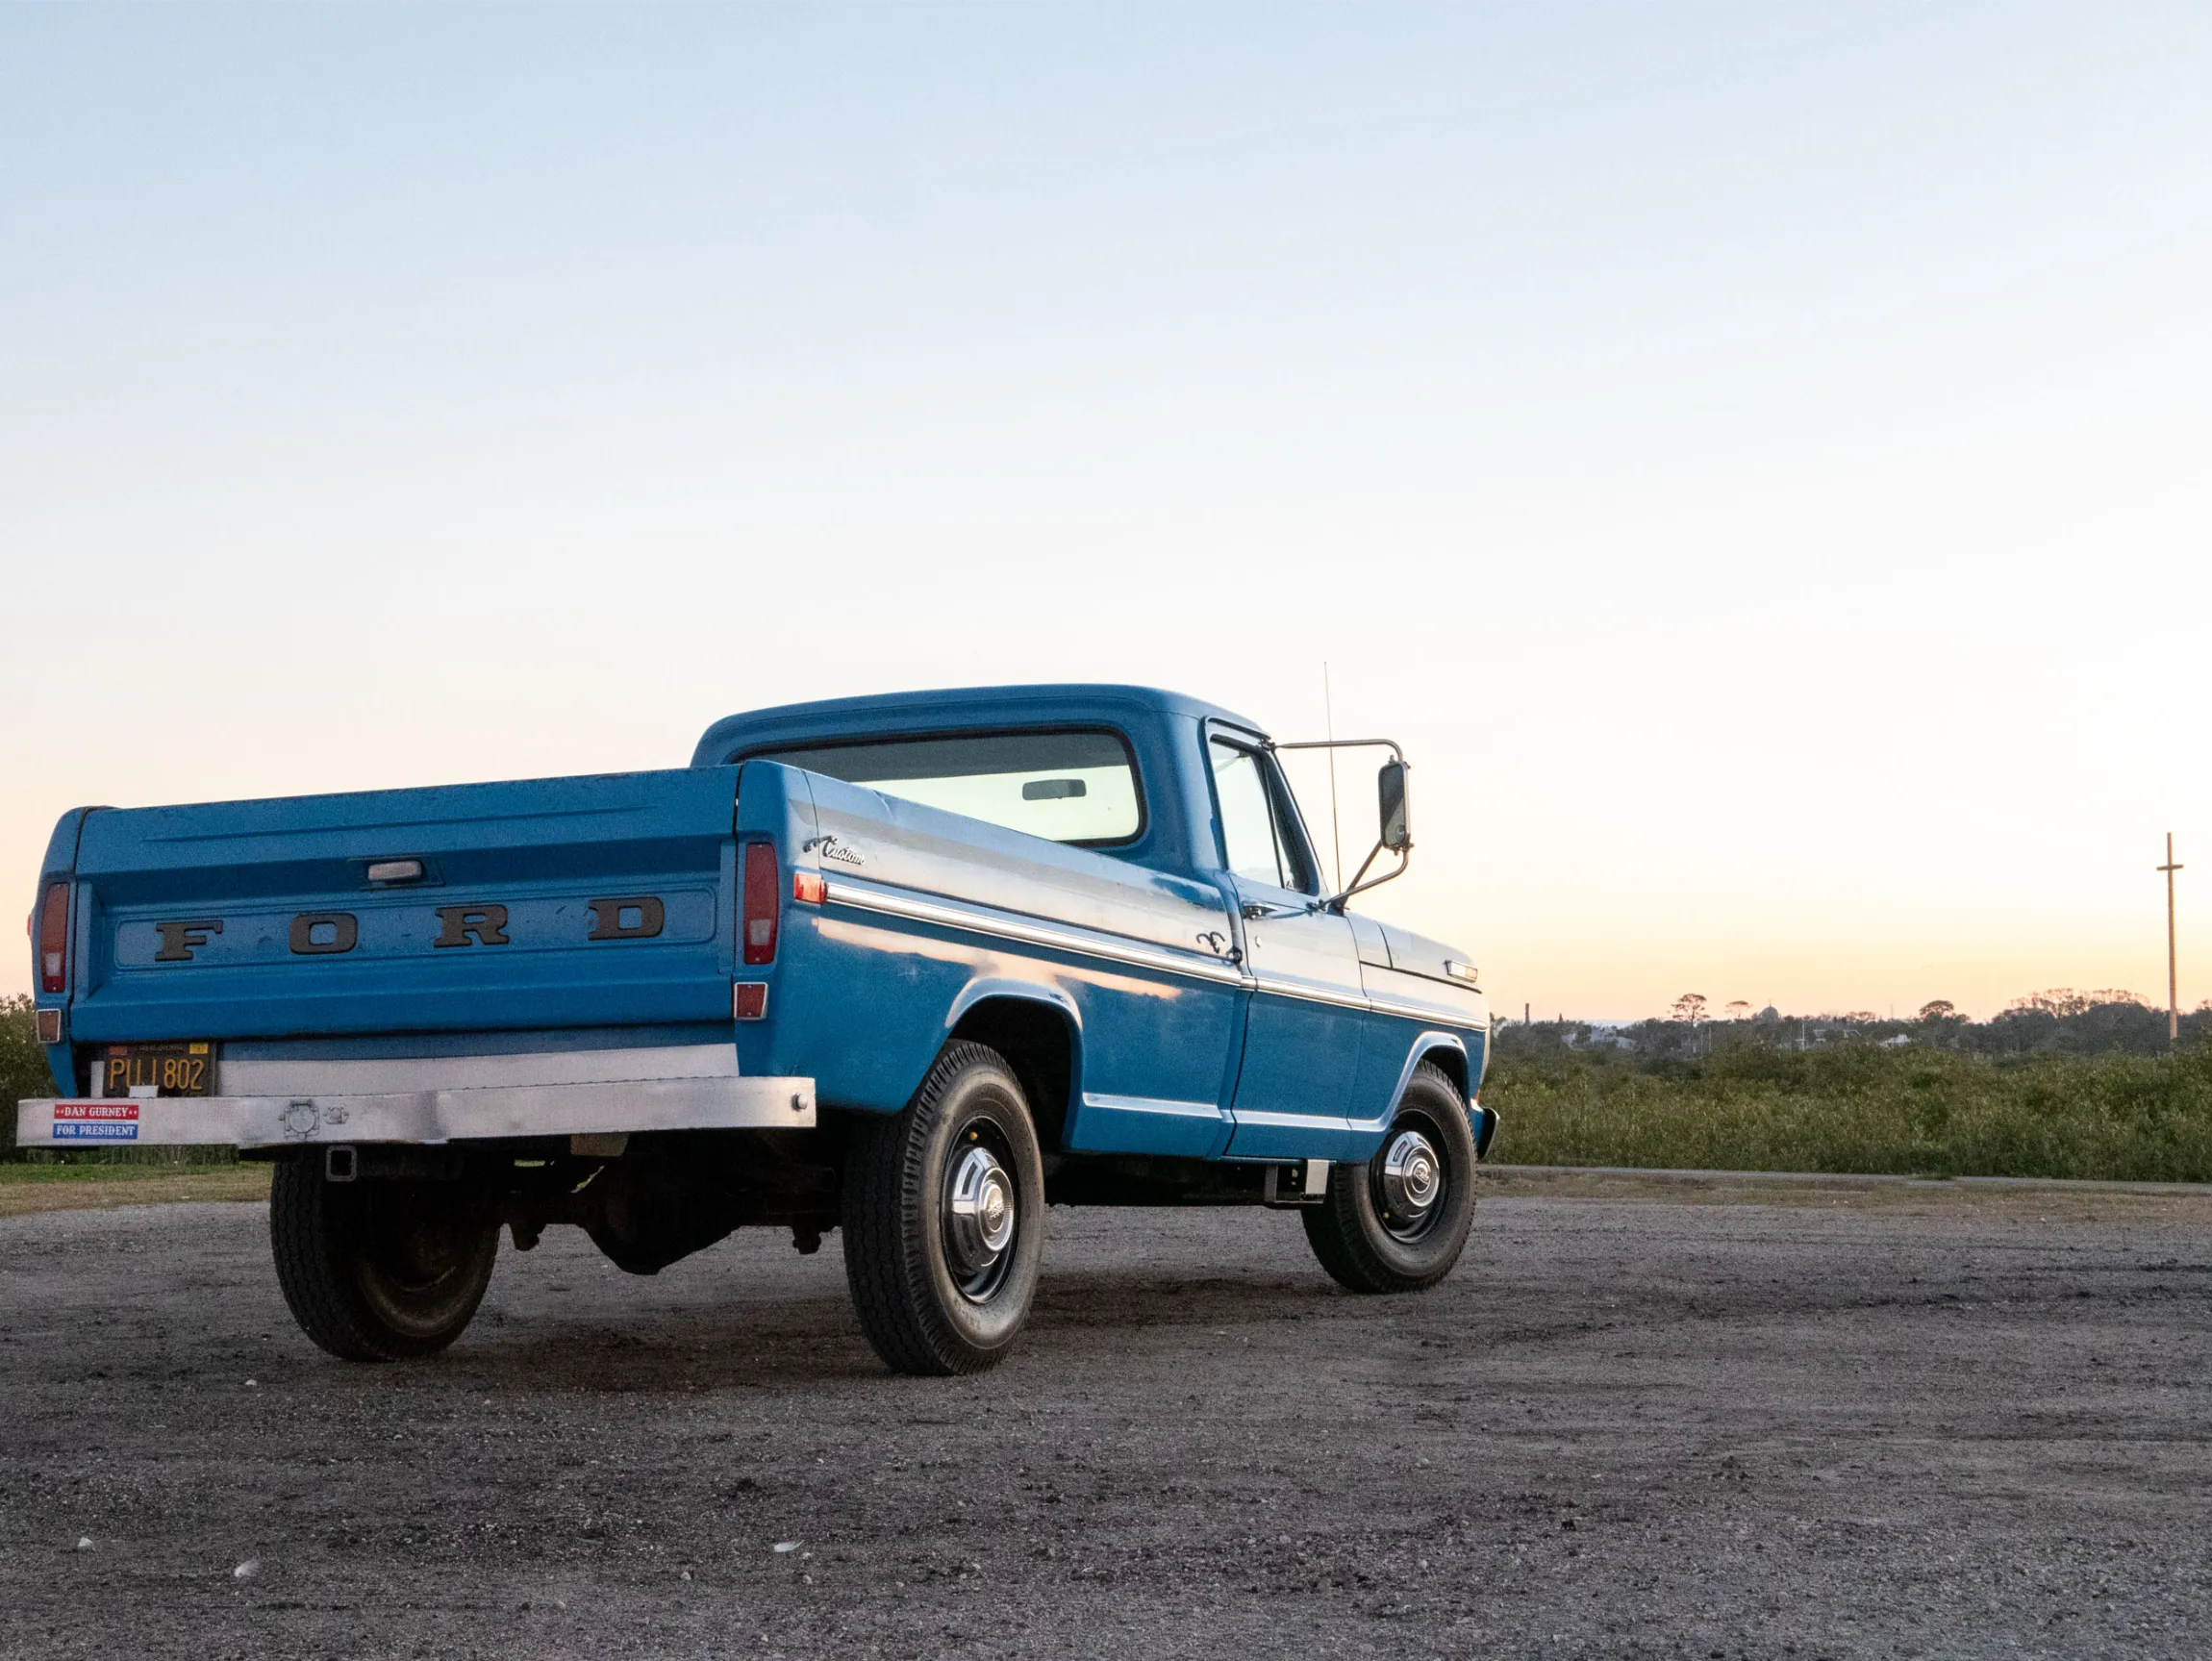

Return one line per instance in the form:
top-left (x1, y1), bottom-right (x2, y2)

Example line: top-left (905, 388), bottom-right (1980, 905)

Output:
top-left (269, 1159), bottom-right (499, 1361)
top-left (1302, 1061), bottom-right (1477, 1294)
top-left (842, 1044), bottom-right (1046, 1375)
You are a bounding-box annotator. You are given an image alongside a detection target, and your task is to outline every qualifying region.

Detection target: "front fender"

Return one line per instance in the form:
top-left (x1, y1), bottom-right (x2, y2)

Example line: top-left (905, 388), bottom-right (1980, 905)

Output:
top-left (1343, 1030), bottom-right (1480, 1162)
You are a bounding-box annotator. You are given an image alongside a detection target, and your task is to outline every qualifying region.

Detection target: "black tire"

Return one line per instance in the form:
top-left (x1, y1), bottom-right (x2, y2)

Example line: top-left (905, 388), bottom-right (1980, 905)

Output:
top-left (268, 1159), bottom-right (499, 1362)
top-left (1302, 1061), bottom-right (1477, 1294)
top-left (842, 1043), bottom-right (1046, 1376)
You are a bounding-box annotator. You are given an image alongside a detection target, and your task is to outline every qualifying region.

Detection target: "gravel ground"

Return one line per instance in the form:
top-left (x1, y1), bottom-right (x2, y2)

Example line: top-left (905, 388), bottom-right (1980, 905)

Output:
top-left (2, 1178), bottom-right (2208, 1659)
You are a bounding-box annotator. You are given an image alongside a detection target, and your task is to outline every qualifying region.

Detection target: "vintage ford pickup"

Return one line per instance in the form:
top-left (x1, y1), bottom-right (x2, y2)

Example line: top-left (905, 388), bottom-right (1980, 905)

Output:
top-left (21, 686), bottom-right (1494, 1374)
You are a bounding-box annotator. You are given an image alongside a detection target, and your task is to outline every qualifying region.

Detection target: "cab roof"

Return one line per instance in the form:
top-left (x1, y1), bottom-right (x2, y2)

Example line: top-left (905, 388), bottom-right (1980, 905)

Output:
top-left (691, 684), bottom-right (1266, 768)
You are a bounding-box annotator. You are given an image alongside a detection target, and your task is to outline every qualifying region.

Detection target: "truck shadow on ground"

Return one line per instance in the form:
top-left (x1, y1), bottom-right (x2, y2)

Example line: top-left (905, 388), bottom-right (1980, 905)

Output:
top-left (440, 1266), bottom-right (1356, 1392)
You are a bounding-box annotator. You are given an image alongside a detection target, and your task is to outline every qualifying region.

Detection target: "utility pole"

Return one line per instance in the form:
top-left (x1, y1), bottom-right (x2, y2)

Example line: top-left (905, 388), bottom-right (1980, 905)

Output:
top-left (2159, 833), bottom-right (2183, 1044)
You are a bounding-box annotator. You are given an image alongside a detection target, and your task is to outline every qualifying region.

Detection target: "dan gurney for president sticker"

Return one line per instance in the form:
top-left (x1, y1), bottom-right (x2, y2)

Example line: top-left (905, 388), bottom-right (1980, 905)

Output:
top-left (51, 1101), bottom-right (139, 1142)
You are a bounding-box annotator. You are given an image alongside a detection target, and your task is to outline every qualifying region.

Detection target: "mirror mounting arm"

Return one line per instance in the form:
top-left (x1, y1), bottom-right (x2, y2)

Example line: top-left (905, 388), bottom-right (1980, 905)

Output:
top-left (1323, 840), bottom-right (1409, 914)
top-left (1272, 737), bottom-right (1412, 914)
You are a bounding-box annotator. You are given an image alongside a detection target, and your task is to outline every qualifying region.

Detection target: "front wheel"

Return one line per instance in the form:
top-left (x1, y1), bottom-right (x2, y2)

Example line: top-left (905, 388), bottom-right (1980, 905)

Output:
top-left (269, 1160), bottom-right (499, 1361)
top-left (842, 1044), bottom-right (1046, 1375)
top-left (1302, 1061), bottom-right (1478, 1294)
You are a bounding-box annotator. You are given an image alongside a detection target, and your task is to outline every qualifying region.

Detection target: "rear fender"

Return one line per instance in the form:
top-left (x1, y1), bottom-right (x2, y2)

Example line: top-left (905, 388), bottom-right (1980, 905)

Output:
top-left (943, 985), bottom-right (1083, 1151)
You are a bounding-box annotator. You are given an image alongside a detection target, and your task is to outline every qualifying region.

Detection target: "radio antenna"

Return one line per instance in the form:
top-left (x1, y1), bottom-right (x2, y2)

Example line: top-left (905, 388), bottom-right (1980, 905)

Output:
top-left (1323, 663), bottom-right (1344, 892)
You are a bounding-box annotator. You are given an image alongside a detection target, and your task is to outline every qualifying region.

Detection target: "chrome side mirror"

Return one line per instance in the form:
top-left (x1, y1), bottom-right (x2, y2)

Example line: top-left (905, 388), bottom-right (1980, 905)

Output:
top-left (1273, 735), bottom-right (1415, 912)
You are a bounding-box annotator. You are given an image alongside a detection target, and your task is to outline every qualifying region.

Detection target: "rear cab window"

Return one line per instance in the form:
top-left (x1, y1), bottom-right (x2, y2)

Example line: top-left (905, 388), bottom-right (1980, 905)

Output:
top-left (754, 729), bottom-right (1145, 847)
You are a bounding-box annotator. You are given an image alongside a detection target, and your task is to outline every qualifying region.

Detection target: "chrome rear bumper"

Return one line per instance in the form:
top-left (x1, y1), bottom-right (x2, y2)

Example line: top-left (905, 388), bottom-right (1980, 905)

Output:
top-left (15, 1071), bottom-right (816, 1149)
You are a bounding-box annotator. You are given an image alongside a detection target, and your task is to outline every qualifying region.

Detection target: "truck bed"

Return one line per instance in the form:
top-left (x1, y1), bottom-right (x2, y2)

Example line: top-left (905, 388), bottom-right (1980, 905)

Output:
top-left (58, 767), bottom-right (743, 1044)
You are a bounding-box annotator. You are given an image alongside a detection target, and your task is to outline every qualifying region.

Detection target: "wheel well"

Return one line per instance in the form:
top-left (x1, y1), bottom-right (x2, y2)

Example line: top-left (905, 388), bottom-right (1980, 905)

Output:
top-left (948, 998), bottom-right (1076, 1152)
top-left (1415, 1042), bottom-right (1470, 1105)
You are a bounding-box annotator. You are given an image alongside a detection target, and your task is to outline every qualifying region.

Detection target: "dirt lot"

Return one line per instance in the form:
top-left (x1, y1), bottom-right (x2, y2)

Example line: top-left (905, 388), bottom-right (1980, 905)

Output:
top-left (2, 1173), bottom-right (2207, 1659)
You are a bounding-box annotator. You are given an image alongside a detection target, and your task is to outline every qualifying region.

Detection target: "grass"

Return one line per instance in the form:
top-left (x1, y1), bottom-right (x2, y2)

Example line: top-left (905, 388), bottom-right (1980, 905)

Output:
top-left (0, 1158), bottom-right (256, 1185)
top-left (0, 1160), bottom-right (268, 1219)
top-left (1485, 1041), bottom-right (2212, 1182)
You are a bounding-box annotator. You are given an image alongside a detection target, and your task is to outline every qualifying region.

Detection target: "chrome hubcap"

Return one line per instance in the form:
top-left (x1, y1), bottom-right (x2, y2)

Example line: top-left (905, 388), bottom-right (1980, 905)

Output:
top-left (945, 1144), bottom-right (1017, 1294)
top-left (1378, 1129), bottom-right (1443, 1240)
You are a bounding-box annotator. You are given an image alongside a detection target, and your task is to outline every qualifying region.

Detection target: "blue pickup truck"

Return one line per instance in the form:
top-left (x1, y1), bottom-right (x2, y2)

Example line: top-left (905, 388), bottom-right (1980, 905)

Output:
top-left (22, 685), bottom-right (1494, 1374)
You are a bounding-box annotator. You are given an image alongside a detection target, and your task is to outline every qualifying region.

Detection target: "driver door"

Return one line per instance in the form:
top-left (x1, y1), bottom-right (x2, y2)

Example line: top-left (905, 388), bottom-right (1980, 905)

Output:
top-left (1207, 733), bottom-right (1367, 1157)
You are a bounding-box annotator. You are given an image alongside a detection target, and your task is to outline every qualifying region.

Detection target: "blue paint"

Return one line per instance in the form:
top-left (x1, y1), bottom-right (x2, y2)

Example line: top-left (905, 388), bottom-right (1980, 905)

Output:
top-left (1070, 1095), bottom-right (1230, 1158)
top-left (1223, 881), bottom-right (1369, 1156)
top-left (26, 687), bottom-right (1490, 1166)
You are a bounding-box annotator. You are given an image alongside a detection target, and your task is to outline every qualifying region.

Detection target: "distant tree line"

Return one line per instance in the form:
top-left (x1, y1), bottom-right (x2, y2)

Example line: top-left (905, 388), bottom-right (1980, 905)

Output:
top-left (1, 997), bottom-right (231, 1166)
top-left (1498, 989), bottom-right (2212, 1065)
top-left (1, 996), bottom-right (50, 1157)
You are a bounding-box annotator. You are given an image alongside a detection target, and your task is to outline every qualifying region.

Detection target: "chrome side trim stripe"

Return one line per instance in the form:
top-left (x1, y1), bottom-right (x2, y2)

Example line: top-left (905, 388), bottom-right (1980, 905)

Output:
top-left (822, 879), bottom-right (1248, 987)
top-left (1250, 976), bottom-right (1483, 1025)
top-left (1081, 1093), bottom-right (1224, 1121)
top-left (1249, 975), bottom-right (1372, 1014)
top-left (1367, 993), bottom-right (1485, 1025)
top-left (821, 876), bottom-right (1486, 1022)
top-left (1229, 1107), bottom-right (1355, 1133)
top-left (1230, 1104), bottom-right (1397, 1139)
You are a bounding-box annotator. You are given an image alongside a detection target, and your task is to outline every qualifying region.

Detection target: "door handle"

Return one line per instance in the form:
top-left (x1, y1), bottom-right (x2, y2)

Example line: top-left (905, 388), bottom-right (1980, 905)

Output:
top-left (1241, 901), bottom-right (1301, 920)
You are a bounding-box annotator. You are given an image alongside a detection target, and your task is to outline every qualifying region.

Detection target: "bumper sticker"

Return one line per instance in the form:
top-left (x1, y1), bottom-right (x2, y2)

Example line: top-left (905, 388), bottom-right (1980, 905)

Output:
top-left (52, 1101), bottom-right (139, 1142)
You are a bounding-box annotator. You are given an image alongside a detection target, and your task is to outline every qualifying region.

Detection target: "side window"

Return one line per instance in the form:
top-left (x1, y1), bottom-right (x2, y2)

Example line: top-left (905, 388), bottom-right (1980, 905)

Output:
top-left (1210, 740), bottom-right (1282, 886)
top-left (1208, 738), bottom-right (1319, 893)
top-left (1263, 758), bottom-right (1319, 894)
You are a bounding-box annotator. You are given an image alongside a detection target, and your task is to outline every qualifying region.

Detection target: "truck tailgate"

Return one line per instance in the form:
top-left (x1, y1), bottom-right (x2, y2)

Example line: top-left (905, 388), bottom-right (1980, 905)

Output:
top-left (64, 768), bottom-right (740, 1043)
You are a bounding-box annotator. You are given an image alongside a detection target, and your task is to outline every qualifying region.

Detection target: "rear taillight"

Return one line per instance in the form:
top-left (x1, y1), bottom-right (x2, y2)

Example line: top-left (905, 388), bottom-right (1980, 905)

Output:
top-left (38, 882), bottom-right (69, 995)
top-left (741, 842), bottom-right (779, 966)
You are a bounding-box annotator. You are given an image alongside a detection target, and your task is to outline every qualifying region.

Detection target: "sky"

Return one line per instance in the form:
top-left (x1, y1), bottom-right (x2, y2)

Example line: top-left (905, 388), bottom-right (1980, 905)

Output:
top-left (4, 3), bottom-right (2208, 1019)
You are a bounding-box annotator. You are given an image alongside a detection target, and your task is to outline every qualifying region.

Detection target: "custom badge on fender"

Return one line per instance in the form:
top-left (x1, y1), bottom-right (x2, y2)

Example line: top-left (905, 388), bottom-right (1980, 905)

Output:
top-left (809, 835), bottom-right (867, 868)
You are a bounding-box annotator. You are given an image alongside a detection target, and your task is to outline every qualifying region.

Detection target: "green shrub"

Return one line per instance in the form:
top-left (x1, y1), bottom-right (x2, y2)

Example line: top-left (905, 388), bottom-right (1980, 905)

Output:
top-left (0, 995), bottom-right (61, 1160)
top-left (0, 997), bottom-right (237, 1169)
top-left (1486, 1041), bottom-right (2212, 1182)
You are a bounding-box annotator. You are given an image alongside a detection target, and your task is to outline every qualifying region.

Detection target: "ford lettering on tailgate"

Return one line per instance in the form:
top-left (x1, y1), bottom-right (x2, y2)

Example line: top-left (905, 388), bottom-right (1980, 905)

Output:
top-left (127, 893), bottom-right (696, 967)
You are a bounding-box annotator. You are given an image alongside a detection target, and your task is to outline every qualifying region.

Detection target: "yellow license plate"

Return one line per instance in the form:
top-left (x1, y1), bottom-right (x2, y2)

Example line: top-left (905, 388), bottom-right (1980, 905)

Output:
top-left (100, 1041), bottom-right (215, 1098)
